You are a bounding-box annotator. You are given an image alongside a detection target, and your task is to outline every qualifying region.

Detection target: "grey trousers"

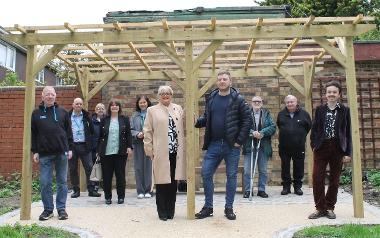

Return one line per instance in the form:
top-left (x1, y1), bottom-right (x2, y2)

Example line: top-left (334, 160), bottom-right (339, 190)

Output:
top-left (133, 142), bottom-right (152, 194)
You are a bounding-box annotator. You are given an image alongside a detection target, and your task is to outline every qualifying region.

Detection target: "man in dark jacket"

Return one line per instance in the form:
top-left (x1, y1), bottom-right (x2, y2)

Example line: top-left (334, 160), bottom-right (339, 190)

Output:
top-left (308, 81), bottom-right (351, 220)
top-left (68, 98), bottom-right (100, 198)
top-left (194, 70), bottom-right (251, 220)
top-left (32, 86), bottom-right (72, 221)
top-left (277, 95), bottom-right (311, 196)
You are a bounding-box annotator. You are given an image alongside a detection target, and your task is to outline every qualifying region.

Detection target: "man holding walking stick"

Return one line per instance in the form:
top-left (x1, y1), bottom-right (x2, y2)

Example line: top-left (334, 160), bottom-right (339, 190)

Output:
top-left (242, 96), bottom-right (276, 198)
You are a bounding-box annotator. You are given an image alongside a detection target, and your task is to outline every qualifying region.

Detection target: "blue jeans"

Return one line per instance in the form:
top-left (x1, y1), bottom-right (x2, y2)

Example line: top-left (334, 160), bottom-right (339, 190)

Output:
top-left (39, 153), bottom-right (68, 211)
top-left (201, 140), bottom-right (240, 209)
top-left (243, 148), bottom-right (268, 192)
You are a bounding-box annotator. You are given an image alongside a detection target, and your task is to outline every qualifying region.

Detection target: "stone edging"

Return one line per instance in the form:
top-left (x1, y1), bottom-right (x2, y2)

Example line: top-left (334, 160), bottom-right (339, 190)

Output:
top-left (0, 203), bottom-right (101, 238)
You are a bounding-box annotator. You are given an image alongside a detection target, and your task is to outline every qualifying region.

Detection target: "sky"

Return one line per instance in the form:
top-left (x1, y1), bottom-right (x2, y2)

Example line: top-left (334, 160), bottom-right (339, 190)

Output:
top-left (1, 0), bottom-right (258, 27)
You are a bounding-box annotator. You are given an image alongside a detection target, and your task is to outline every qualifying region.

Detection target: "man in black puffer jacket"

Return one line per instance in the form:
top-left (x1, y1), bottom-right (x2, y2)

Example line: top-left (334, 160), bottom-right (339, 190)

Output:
top-left (194, 70), bottom-right (251, 220)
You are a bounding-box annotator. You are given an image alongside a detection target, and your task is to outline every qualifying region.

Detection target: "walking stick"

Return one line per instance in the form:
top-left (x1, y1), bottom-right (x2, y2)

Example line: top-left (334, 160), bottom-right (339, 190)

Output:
top-left (249, 139), bottom-right (261, 201)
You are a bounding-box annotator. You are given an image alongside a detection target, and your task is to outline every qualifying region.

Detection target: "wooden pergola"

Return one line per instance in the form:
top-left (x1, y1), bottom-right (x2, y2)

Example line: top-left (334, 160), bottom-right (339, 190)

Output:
top-left (1, 15), bottom-right (375, 220)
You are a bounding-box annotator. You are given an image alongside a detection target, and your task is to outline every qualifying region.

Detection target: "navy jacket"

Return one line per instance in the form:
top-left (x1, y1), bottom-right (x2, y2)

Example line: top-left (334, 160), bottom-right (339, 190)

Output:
top-left (195, 87), bottom-right (252, 150)
top-left (311, 104), bottom-right (352, 157)
top-left (31, 102), bottom-right (73, 156)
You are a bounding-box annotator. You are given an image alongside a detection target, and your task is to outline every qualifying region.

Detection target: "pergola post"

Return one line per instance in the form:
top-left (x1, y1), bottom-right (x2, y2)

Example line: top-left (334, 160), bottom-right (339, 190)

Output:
top-left (303, 59), bottom-right (316, 187)
top-left (184, 40), bottom-right (196, 219)
top-left (20, 45), bottom-right (37, 220)
top-left (343, 36), bottom-right (364, 218)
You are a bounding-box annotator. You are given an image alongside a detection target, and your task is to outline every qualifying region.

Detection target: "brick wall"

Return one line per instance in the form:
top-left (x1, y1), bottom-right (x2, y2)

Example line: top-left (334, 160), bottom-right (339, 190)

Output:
top-left (0, 85), bottom-right (102, 177)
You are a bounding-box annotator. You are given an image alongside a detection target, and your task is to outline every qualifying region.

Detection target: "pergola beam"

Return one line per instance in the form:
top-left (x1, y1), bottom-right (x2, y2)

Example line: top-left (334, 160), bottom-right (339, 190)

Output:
top-left (84, 43), bottom-right (118, 72)
top-left (154, 41), bottom-right (185, 70)
top-left (33, 44), bottom-right (66, 76)
top-left (87, 71), bottom-right (118, 100)
top-left (313, 37), bottom-right (346, 68)
top-left (87, 67), bottom-right (309, 81)
top-left (163, 70), bottom-right (185, 91)
top-left (127, 42), bottom-right (152, 72)
top-left (161, 19), bottom-right (177, 53)
top-left (274, 66), bottom-right (305, 96)
top-left (1, 24), bottom-right (375, 45)
top-left (20, 45), bottom-right (36, 220)
top-left (244, 17), bottom-right (263, 70)
top-left (192, 40), bottom-right (223, 71)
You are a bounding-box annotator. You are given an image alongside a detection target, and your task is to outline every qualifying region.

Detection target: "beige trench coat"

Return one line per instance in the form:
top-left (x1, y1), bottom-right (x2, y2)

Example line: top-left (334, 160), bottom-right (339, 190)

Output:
top-left (143, 102), bottom-right (186, 184)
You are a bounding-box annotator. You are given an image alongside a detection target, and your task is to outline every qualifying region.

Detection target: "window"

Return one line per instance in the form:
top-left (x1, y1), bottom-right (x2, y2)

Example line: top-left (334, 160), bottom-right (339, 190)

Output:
top-left (35, 70), bottom-right (45, 84)
top-left (0, 42), bottom-right (16, 71)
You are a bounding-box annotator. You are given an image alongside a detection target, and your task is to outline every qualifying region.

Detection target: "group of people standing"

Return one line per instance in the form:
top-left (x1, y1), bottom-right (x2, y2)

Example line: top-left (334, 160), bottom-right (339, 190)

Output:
top-left (31, 70), bottom-right (351, 222)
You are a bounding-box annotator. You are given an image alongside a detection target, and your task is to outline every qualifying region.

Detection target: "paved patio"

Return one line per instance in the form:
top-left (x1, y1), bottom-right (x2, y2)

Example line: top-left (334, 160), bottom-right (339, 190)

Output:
top-left (1, 186), bottom-right (380, 238)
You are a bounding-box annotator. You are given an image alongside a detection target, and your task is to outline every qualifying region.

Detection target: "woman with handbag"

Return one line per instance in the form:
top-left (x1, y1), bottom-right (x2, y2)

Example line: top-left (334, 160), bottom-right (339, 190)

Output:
top-left (143, 86), bottom-right (186, 221)
top-left (98, 100), bottom-right (133, 205)
top-left (131, 95), bottom-right (153, 199)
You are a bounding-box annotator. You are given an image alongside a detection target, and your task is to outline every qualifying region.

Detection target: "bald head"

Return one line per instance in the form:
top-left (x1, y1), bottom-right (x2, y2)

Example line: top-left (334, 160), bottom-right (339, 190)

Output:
top-left (42, 86), bottom-right (56, 107)
top-left (72, 98), bottom-right (83, 114)
top-left (284, 95), bottom-right (298, 113)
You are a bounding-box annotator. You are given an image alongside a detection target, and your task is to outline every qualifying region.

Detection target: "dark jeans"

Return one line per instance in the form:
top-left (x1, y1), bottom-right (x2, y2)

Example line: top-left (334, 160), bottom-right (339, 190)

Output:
top-left (69, 143), bottom-right (95, 192)
top-left (312, 138), bottom-right (344, 211)
top-left (101, 154), bottom-right (127, 200)
top-left (279, 148), bottom-right (305, 189)
top-left (156, 153), bottom-right (177, 218)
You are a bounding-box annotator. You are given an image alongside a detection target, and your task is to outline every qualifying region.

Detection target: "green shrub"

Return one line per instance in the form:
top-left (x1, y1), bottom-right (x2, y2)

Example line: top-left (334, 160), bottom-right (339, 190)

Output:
top-left (0, 71), bottom-right (24, 86)
top-left (368, 170), bottom-right (380, 187)
top-left (340, 169), bottom-right (352, 185)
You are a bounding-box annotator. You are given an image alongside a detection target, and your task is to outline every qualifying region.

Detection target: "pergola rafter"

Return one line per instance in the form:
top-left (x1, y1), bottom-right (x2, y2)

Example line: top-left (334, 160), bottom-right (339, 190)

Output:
top-left (0, 15), bottom-right (375, 221)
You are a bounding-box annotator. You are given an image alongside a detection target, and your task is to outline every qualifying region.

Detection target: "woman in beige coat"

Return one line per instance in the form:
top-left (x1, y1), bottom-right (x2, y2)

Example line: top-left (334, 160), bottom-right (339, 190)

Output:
top-left (143, 85), bottom-right (186, 221)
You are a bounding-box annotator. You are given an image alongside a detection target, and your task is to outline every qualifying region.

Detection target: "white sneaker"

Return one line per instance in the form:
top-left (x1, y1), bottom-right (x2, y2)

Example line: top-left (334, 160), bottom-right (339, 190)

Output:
top-left (144, 193), bottom-right (152, 198)
top-left (137, 194), bottom-right (144, 199)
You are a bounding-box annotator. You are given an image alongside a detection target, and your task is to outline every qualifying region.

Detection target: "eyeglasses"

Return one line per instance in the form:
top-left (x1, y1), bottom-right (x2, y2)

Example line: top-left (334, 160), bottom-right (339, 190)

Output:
top-left (160, 93), bottom-right (172, 96)
top-left (252, 100), bottom-right (262, 103)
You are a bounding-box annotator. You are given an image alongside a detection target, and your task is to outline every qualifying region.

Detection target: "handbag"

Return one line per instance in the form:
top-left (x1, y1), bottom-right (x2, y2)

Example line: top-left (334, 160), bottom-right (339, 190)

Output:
top-left (90, 154), bottom-right (102, 181)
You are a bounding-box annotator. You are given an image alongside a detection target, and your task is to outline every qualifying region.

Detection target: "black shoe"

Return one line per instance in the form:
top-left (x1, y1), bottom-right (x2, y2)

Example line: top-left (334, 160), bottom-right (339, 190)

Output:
top-left (195, 207), bottom-right (213, 219)
top-left (257, 191), bottom-right (268, 198)
top-left (308, 210), bottom-right (327, 219)
top-left (159, 215), bottom-right (167, 221)
top-left (89, 191), bottom-right (101, 197)
top-left (71, 191), bottom-right (80, 198)
top-left (243, 191), bottom-right (251, 198)
top-left (294, 188), bottom-right (303, 196)
top-left (326, 210), bottom-right (336, 219)
top-left (105, 199), bottom-right (112, 205)
top-left (281, 188), bottom-right (291, 195)
top-left (57, 209), bottom-right (68, 220)
top-left (117, 198), bottom-right (124, 204)
top-left (224, 207), bottom-right (236, 220)
top-left (39, 210), bottom-right (53, 221)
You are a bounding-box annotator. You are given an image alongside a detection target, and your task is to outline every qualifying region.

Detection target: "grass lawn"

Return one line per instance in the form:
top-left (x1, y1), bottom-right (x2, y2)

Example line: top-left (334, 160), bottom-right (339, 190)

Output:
top-left (0, 223), bottom-right (79, 238)
top-left (293, 224), bottom-right (380, 238)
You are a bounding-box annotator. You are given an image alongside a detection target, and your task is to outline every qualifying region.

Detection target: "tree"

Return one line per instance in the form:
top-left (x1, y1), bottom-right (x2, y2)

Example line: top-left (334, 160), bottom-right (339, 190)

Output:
top-left (0, 71), bottom-right (25, 86)
top-left (255, 0), bottom-right (379, 40)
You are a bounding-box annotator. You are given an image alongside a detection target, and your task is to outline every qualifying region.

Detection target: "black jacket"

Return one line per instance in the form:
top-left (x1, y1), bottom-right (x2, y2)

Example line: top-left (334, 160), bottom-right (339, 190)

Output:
top-left (195, 87), bottom-right (252, 150)
top-left (31, 102), bottom-right (73, 156)
top-left (311, 104), bottom-right (352, 156)
top-left (277, 106), bottom-right (312, 151)
top-left (68, 109), bottom-right (94, 152)
top-left (98, 115), bottom-right (133, 158)
top-left (91, 114), bottom-right (101, 151)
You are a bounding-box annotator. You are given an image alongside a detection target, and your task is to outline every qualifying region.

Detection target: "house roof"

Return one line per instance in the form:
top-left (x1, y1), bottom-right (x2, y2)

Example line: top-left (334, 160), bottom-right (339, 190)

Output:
top-left (104, 6), bottom-right (290, 23)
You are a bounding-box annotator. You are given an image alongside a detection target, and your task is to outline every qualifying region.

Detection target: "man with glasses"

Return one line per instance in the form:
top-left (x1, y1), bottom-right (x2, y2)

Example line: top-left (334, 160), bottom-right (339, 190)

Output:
top-left (277, 95), bottom-right (311, 196)
top-left (242, 96), bottom-right (276, 198)
top-left (194, 70), bottom-right (251, 220)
